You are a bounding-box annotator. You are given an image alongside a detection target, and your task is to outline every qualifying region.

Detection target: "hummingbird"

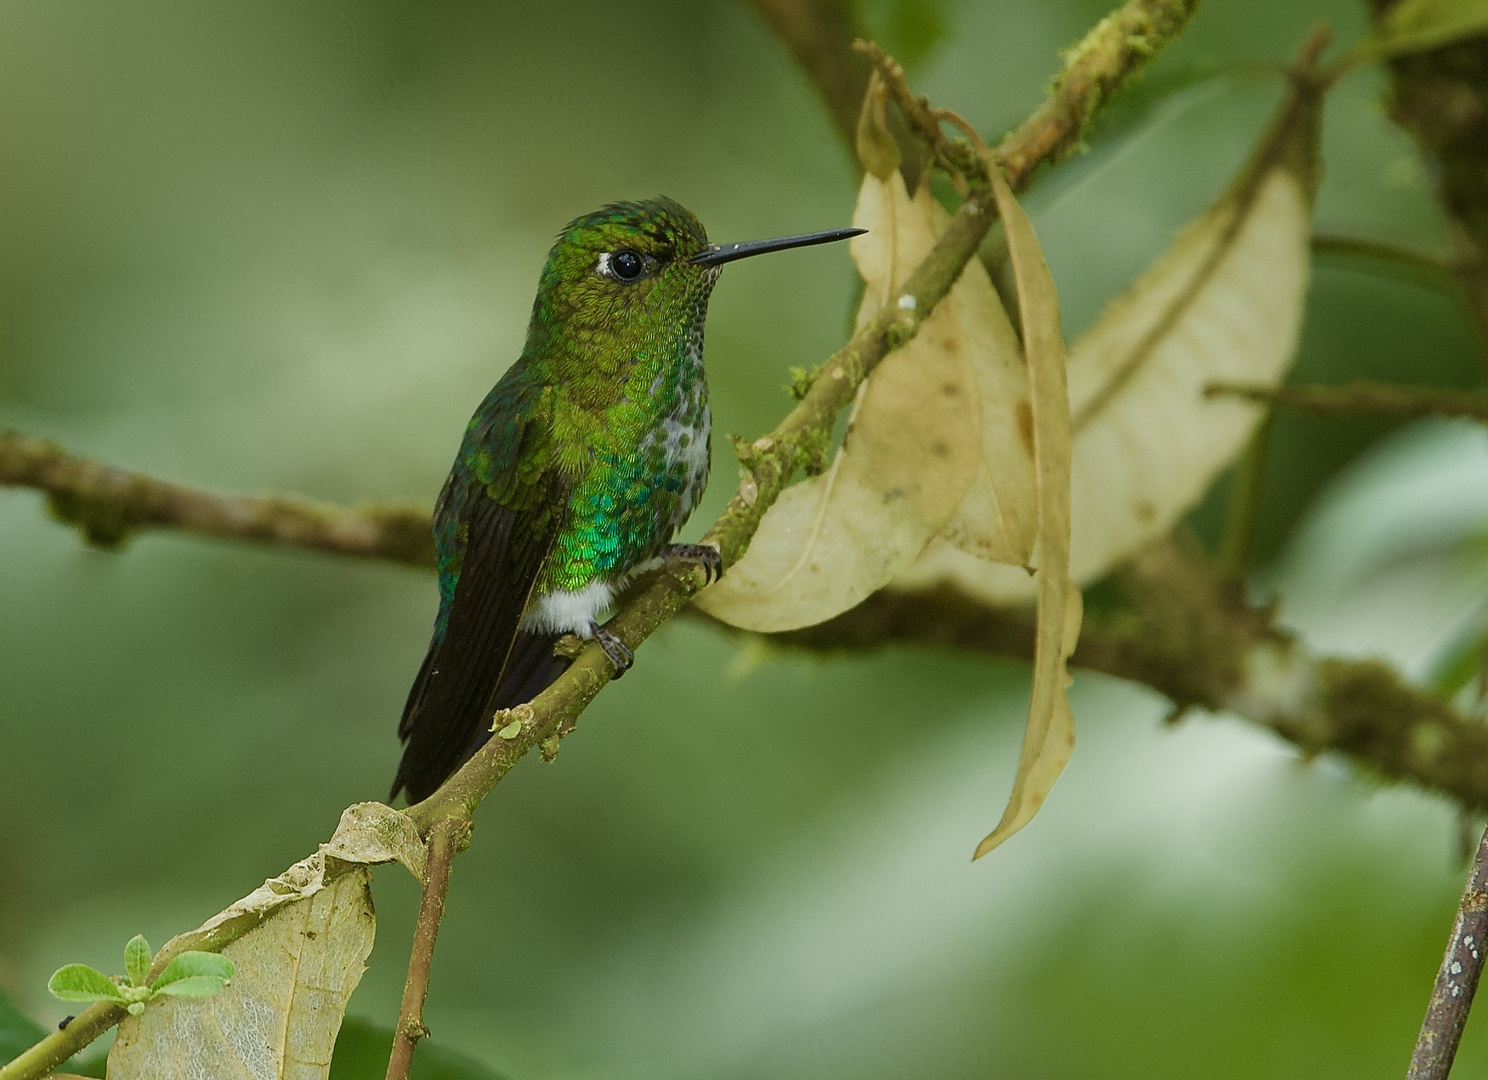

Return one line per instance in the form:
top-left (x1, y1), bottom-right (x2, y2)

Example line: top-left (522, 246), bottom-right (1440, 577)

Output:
top-left (391, 197), bottom-right (862, 803)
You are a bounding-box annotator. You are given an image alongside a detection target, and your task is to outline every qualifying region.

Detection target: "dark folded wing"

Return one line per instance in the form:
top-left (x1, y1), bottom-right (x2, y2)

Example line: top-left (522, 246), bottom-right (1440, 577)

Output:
top-left (392, 376), bottom-right (564, 802)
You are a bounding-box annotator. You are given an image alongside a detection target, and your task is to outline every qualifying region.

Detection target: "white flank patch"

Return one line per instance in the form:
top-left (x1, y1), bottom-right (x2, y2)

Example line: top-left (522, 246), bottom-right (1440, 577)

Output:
top-left (522, 580), bottom-right (615, 635)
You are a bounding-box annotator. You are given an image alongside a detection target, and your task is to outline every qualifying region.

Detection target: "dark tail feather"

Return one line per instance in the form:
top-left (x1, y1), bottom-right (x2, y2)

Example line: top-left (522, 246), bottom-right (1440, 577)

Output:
top-left (390, 630), bottom-right (572, 804)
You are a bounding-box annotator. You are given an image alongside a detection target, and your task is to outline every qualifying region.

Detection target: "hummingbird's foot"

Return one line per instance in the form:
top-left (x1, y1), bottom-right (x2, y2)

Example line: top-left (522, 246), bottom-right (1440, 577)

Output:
top-left (663, 543), bottom-right (723, 586)
top-left (588, 622), bottom-right (634, 678)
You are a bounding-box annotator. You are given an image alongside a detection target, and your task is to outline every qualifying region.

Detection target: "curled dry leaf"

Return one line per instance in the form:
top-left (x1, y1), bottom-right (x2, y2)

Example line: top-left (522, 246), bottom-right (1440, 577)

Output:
top-left (896, 68), bottom-right (1322, 603)
top-left (974, 167), bottom-right (1080, 860)
top-left (322, 800), bottom-right (427, 883)
top-left (109, 858), bottom-right (375, 1080)
top-left (694, 168), bottom-right (981, 632)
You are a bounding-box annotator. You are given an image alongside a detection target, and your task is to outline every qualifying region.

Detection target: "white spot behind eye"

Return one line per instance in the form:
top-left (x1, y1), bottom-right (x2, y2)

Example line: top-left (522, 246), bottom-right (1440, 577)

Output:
top-left (596, 252), bottom-right (612, 278)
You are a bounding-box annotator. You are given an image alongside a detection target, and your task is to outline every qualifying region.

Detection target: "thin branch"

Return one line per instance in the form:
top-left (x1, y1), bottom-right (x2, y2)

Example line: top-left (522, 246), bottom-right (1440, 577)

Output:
top-left (2, 6), bottom-right (1205, 1072)
top-left (386, 816), bottom-right (468, 1080)
top-left (0, 431), bottom-right (434, 567)
top-left (1206, 380), bottom-right (1488, 422)
top-left (1312, 231), bottom-right (1458, 283)
top-left (994, 0), bottom-right (1204, 188)
top-left (1408, 822), bottom-right (1488, 1079)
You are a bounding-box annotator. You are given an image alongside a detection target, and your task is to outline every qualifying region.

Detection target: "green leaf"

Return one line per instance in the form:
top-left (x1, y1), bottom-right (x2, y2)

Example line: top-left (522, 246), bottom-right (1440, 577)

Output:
top-left (123, 935), bottom-right (153, 988)
top-left (150, 951), bottom-right (235, 989)
top-left (150, 976), bottom-right (230, 999)
top-left (47, 965), bottom-right (125, 1004)
top-left (330, 1016), bottom-right (511, 1080)
top-left (0, 985), bottom-right (48, 1062)
top-left (1358, 0), bottom-right (1488, 58)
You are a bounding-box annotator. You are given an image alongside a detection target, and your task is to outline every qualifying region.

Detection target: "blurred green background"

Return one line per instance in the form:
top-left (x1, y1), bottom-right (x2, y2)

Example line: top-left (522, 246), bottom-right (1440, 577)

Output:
top-left (3, 1), bottom-right (1488, 1077)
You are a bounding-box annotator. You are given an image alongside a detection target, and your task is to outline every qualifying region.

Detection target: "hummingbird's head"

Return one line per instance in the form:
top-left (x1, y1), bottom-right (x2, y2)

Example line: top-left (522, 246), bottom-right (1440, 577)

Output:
top-left (527, 197), bottom-right (863, 377)
top-left (532, 197), bottom-right (715, 347)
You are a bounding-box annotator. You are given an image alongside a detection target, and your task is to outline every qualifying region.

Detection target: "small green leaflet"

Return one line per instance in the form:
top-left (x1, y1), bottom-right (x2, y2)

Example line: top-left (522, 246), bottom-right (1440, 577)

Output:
top-left (47, 935), bottom-right (234, 1017)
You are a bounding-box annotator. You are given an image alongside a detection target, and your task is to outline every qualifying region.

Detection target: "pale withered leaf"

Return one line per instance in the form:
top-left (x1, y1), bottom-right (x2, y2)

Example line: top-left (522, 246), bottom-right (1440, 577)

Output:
top-left (321, 800), bottom-right (427, 883)
top-left (695, 169), bottom-right (980, 632)
top-left (895, 73), bottom-right (1320, 603)
top-left (974, 167), bottom-right (1080, 860)
top-left (918, 191), bottom-right (1038, 567)
top-left (108, 855), bottom-right (375, 1080)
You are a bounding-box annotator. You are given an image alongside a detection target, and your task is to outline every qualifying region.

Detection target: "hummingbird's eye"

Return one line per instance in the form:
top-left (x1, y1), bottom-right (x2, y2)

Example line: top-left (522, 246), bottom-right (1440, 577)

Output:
top-left (610, 250), bottom-right (644, 281)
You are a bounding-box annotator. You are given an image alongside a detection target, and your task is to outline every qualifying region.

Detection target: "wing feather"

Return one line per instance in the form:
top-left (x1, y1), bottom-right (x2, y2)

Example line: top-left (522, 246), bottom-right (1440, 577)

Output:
top-left (392, 371), bottom-right (565, 802)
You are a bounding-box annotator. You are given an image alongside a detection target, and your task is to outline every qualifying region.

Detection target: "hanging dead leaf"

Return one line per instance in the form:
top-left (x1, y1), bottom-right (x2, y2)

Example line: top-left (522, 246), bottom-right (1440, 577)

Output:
top-left (895, 69), bottom-right (1322, 603)
top-left (694, 169), bottom-right (981, 632)
top-left (108, 855), bottom-right (375, 1080)
top-left (917, 192), bottom-right (1039, 567)
top-left (973, 166), bottom-right (1080, 859)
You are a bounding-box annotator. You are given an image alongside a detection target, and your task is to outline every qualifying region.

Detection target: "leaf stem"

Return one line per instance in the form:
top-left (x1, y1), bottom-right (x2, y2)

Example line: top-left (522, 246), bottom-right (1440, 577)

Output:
top-left (385, 816), bottom-right (468, 1080)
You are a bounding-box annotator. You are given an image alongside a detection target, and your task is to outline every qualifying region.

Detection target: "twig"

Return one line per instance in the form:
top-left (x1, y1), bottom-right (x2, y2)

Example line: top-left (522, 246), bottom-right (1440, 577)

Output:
top-left (994, 0), bottom-right (1204, 188)
top-left (1312, 232), bottom-right (1458, 284)
top-left (0, 431), bottom-right (434, 567)
top-left (385, 816), bottom-right (468, 1080)
top-left (0, 1004), bottom-right (121, 1080)
top-left (1218, 413), bottom-right (1273, 578)
top-left (1206, 380), bottom-right (1488, 422)
top-left (1408, 822), bottom-right (1488, 1079)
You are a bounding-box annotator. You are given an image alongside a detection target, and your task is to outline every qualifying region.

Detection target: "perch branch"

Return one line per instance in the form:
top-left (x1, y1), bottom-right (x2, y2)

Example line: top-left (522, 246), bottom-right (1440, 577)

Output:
top-left (1207, 379), bottom-right (1488, 422)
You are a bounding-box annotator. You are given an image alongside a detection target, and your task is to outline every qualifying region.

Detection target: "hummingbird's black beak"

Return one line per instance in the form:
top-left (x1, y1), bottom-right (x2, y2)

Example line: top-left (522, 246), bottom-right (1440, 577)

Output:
top-left (689, 227), bottom-right (865, 268)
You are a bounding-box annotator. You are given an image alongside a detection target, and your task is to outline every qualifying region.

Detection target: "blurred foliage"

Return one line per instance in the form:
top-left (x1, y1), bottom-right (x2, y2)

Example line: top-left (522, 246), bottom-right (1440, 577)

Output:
top-left (3, 1), bottom-right (1488, 1078)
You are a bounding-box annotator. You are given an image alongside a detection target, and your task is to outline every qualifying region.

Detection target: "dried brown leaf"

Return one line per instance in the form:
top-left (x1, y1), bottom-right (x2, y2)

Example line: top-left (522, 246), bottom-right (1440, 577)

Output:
top-left (974, 166), bottom-right (1079, 860)
top-left (895, 76), bottom-right (1320, 604)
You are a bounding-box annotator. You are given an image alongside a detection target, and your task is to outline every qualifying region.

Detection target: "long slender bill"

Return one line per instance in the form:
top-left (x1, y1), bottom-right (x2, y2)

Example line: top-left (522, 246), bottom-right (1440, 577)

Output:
top-left (690, 227), bottom-right (864, 267)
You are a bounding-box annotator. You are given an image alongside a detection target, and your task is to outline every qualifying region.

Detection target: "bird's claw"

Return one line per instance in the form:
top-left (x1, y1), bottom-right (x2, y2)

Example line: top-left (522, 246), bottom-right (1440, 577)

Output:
top-left (589, 622), bottom-right (634, 678)
top-left (663, 543), bottom-right (723, 586)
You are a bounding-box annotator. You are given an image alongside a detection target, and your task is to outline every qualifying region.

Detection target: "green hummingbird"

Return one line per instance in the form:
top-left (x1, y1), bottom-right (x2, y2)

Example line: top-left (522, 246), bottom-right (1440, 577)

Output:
top-left (392, 197), bottom-right (861, 802)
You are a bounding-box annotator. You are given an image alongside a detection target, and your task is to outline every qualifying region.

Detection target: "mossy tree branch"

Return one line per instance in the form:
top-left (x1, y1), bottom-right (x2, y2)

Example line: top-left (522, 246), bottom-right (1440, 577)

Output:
top-left (0, 431), bottom-right (434, 567)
